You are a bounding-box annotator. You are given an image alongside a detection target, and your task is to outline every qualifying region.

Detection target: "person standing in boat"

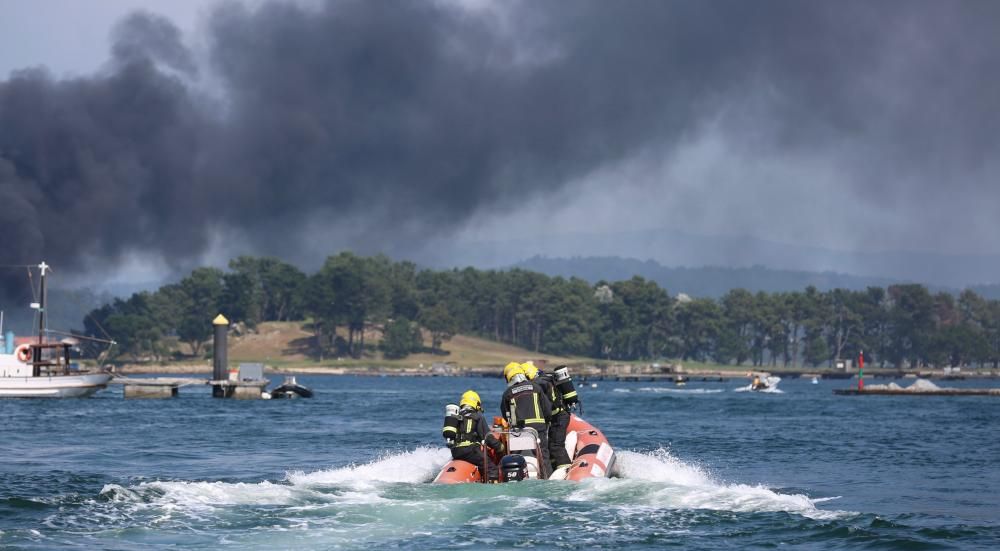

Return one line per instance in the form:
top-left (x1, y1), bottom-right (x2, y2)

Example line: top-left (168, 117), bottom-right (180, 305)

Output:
top-left (520, 361), bottom-right (573, 473)
top-left (500, 363), bottom-right (553, 477)
top-left (443, 390), bottom-right (504, 481)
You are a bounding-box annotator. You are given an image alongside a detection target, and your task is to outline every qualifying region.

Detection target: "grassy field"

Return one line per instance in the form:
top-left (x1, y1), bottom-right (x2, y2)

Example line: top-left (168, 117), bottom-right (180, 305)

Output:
top-left (121, 321), bottom-right (779, 374)
top-left (224, 321), bottom-right (581, 369)
top-left (117, 323), bottom-right (997, 378)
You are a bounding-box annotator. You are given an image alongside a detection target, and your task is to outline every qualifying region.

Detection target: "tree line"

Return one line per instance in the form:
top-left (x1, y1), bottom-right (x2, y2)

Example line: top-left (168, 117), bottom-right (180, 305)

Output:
top-left (84, 252), bottom-right (1000, 369)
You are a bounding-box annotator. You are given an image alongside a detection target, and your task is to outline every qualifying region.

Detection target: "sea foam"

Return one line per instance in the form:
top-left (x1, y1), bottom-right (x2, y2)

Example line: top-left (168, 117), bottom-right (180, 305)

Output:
top-left (287, 445), bottom-right (450, 487)
top-left (573, 448), bottom-right (853, 520)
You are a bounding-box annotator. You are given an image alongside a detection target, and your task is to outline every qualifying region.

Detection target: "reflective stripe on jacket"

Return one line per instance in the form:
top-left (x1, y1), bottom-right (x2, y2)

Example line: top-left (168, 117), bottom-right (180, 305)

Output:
top-left (500, 380), bottom-right (552, 427)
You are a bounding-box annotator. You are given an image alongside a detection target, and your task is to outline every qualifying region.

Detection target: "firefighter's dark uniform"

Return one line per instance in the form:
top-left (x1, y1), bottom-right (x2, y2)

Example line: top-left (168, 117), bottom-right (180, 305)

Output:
top-left (536, 371), bottom-right (573, 470)
top-left (500, 378), bottom-right (552, 478)
top-left (444, 408), bottom-right (503, 480)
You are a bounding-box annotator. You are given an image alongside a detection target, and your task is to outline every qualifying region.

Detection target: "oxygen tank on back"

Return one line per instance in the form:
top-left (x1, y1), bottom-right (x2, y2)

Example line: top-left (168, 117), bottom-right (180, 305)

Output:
top-left (442, 404), bottom-right (461, 447)
top-left (554, 366), bottom-right (579, 408)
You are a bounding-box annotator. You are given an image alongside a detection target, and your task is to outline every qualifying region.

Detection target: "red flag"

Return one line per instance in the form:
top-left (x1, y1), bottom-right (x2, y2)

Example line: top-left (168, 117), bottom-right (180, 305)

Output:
top-left (858, 350), bottom-right (865, 391)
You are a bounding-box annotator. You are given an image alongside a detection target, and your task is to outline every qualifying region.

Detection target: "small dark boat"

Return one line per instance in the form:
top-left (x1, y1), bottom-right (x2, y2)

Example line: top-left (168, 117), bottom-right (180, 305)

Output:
top-left (269, 376), bottom-right (313, 398)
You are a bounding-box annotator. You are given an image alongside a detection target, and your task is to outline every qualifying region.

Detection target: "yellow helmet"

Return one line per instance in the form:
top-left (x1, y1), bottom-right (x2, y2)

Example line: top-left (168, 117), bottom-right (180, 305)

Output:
top-left (521, 361), bottom-right (538, 380)
top-left (503, 362), bottom-right (523, 381)
top-left (504, 364), bottom-right (525, 383)
top-left (460, 390), bottom-right (482, 411)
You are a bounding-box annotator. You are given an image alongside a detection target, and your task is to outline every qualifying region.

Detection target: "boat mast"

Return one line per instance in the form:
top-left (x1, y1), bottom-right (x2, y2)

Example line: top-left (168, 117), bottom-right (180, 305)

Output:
top-left (37, 261), bottom-right (49, 345)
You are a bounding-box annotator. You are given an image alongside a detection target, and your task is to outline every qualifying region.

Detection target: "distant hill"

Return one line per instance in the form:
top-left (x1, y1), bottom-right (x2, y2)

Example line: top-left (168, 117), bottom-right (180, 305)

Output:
top-left (515, 256), bottom-right (941, 298)
top-left (423, 227), bottom-right (1000, 290)
top-left (969, 284), bottom-right (1000, 300)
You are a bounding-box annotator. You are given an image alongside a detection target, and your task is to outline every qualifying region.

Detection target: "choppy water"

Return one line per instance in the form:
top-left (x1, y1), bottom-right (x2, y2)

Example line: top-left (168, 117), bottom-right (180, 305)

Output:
top-left (2, 375), bottom-right (999, 549)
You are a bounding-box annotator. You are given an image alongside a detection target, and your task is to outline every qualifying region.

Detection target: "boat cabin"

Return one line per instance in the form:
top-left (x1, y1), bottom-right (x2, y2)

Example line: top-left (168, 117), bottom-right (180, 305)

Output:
top-left (0, 343), bottom-right (76, 378)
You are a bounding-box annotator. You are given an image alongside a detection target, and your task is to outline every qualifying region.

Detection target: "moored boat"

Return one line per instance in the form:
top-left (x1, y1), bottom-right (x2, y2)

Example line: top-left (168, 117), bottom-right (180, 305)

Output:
top-left (0, 262), bottom-right (112, 398)
top-left (0, 366), bottom-right (112, 398)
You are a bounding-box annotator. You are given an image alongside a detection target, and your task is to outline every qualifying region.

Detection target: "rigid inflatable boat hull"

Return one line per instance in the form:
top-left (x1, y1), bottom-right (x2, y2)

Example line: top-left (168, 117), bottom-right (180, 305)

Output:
top-left (432, 414), bottom-right (612, 483)
top-left (564, 415), bottom-right (614, 481)
top-left (432, 459), bottom-right (483, 484)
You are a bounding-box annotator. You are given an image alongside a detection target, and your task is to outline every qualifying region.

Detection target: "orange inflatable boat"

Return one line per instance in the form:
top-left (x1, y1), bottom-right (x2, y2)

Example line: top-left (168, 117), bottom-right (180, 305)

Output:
top-left (433, 414), bottom-right (614, 483)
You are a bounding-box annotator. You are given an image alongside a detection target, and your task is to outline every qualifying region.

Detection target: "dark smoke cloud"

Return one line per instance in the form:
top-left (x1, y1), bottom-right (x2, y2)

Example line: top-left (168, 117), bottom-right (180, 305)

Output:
top-left (3, 0), bottom-right (1000, 295)
top-left (0, 11), bottom-right (207, 295)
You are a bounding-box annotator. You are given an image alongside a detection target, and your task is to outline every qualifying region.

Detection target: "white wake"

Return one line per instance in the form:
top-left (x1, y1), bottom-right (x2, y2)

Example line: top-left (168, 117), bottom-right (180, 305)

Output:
top-left (97, 446), bottom-right (849, 522)
top-left (576, 448), bottom-right (851, 520)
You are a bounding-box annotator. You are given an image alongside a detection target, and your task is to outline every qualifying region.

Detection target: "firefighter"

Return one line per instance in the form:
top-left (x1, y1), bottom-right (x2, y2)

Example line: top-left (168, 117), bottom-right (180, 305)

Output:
top-left (500, 363), bottom-right (552, 478)
top-left (521, 361), bottom-right (573, 473)
top-left (444, 390), bottom-right (503, 481)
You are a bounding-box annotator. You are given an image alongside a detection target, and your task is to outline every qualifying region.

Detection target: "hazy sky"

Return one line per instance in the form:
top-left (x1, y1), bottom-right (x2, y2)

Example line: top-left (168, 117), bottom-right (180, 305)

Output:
top-left (2, 0), bottom-right (1000, 290)
top-left (0, 1), bottom-right (207, 76)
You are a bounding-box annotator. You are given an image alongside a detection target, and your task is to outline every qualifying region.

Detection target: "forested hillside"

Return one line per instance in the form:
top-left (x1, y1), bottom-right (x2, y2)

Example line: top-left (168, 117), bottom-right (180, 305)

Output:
top-left (83, 253), bottom-right (1000, 369)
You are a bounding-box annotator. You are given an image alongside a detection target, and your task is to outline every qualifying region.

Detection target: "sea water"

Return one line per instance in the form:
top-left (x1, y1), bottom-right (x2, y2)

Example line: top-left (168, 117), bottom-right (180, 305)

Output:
top-left (1, 375), bottom-right (998, 549)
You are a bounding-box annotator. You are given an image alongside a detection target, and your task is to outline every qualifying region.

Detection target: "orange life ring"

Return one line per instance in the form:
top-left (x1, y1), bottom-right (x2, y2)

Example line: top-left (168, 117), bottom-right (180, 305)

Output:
top-left (15, 344), bottom-right (32, 363)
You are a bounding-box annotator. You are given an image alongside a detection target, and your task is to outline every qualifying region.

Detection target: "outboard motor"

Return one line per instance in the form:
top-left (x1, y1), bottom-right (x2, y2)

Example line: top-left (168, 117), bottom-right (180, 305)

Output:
top-left (443, 404), bottom-right (461, 448)
top-left (500, 454), bottom-right (529, 482)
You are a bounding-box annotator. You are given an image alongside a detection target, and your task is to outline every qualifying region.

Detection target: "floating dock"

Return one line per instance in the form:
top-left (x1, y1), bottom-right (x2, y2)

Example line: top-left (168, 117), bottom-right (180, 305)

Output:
top-left (107, 316), bottom-right (281, 399)
top-left (113, 377), bottom-right (205, 398)
top-left (834, 388), bottom-right (1000, 396)
top-left (111, 376), bottom-right (269, 399)
top-left (209, 378), bottom-right (270, 399)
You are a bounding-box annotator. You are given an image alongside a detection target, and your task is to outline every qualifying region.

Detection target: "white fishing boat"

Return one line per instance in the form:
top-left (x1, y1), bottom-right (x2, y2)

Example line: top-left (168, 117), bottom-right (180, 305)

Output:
top-left (0, 262), bottom-right (112, 398)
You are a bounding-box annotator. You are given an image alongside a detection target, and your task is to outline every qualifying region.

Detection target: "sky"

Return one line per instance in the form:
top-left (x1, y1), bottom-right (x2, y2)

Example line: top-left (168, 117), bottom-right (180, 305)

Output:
top-left (2, 0), bottom-right (1000, 293)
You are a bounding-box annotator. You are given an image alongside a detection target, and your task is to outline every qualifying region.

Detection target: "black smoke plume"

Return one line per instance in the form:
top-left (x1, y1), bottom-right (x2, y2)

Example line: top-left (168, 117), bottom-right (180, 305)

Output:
top-left (2, 0), bottom-right (1000, 297)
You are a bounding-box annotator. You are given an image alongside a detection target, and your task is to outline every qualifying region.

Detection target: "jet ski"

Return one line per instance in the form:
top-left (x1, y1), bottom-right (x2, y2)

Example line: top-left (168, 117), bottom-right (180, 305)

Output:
top-left (742, 375), bottom-right (781, 392)
top-left (433, 414), bottom-right (614, 483)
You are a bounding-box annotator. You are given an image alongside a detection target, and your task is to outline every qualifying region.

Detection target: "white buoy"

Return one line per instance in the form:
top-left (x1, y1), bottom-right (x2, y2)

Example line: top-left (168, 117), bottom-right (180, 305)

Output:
top-left (591, 383), bottom-right (598, 388)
